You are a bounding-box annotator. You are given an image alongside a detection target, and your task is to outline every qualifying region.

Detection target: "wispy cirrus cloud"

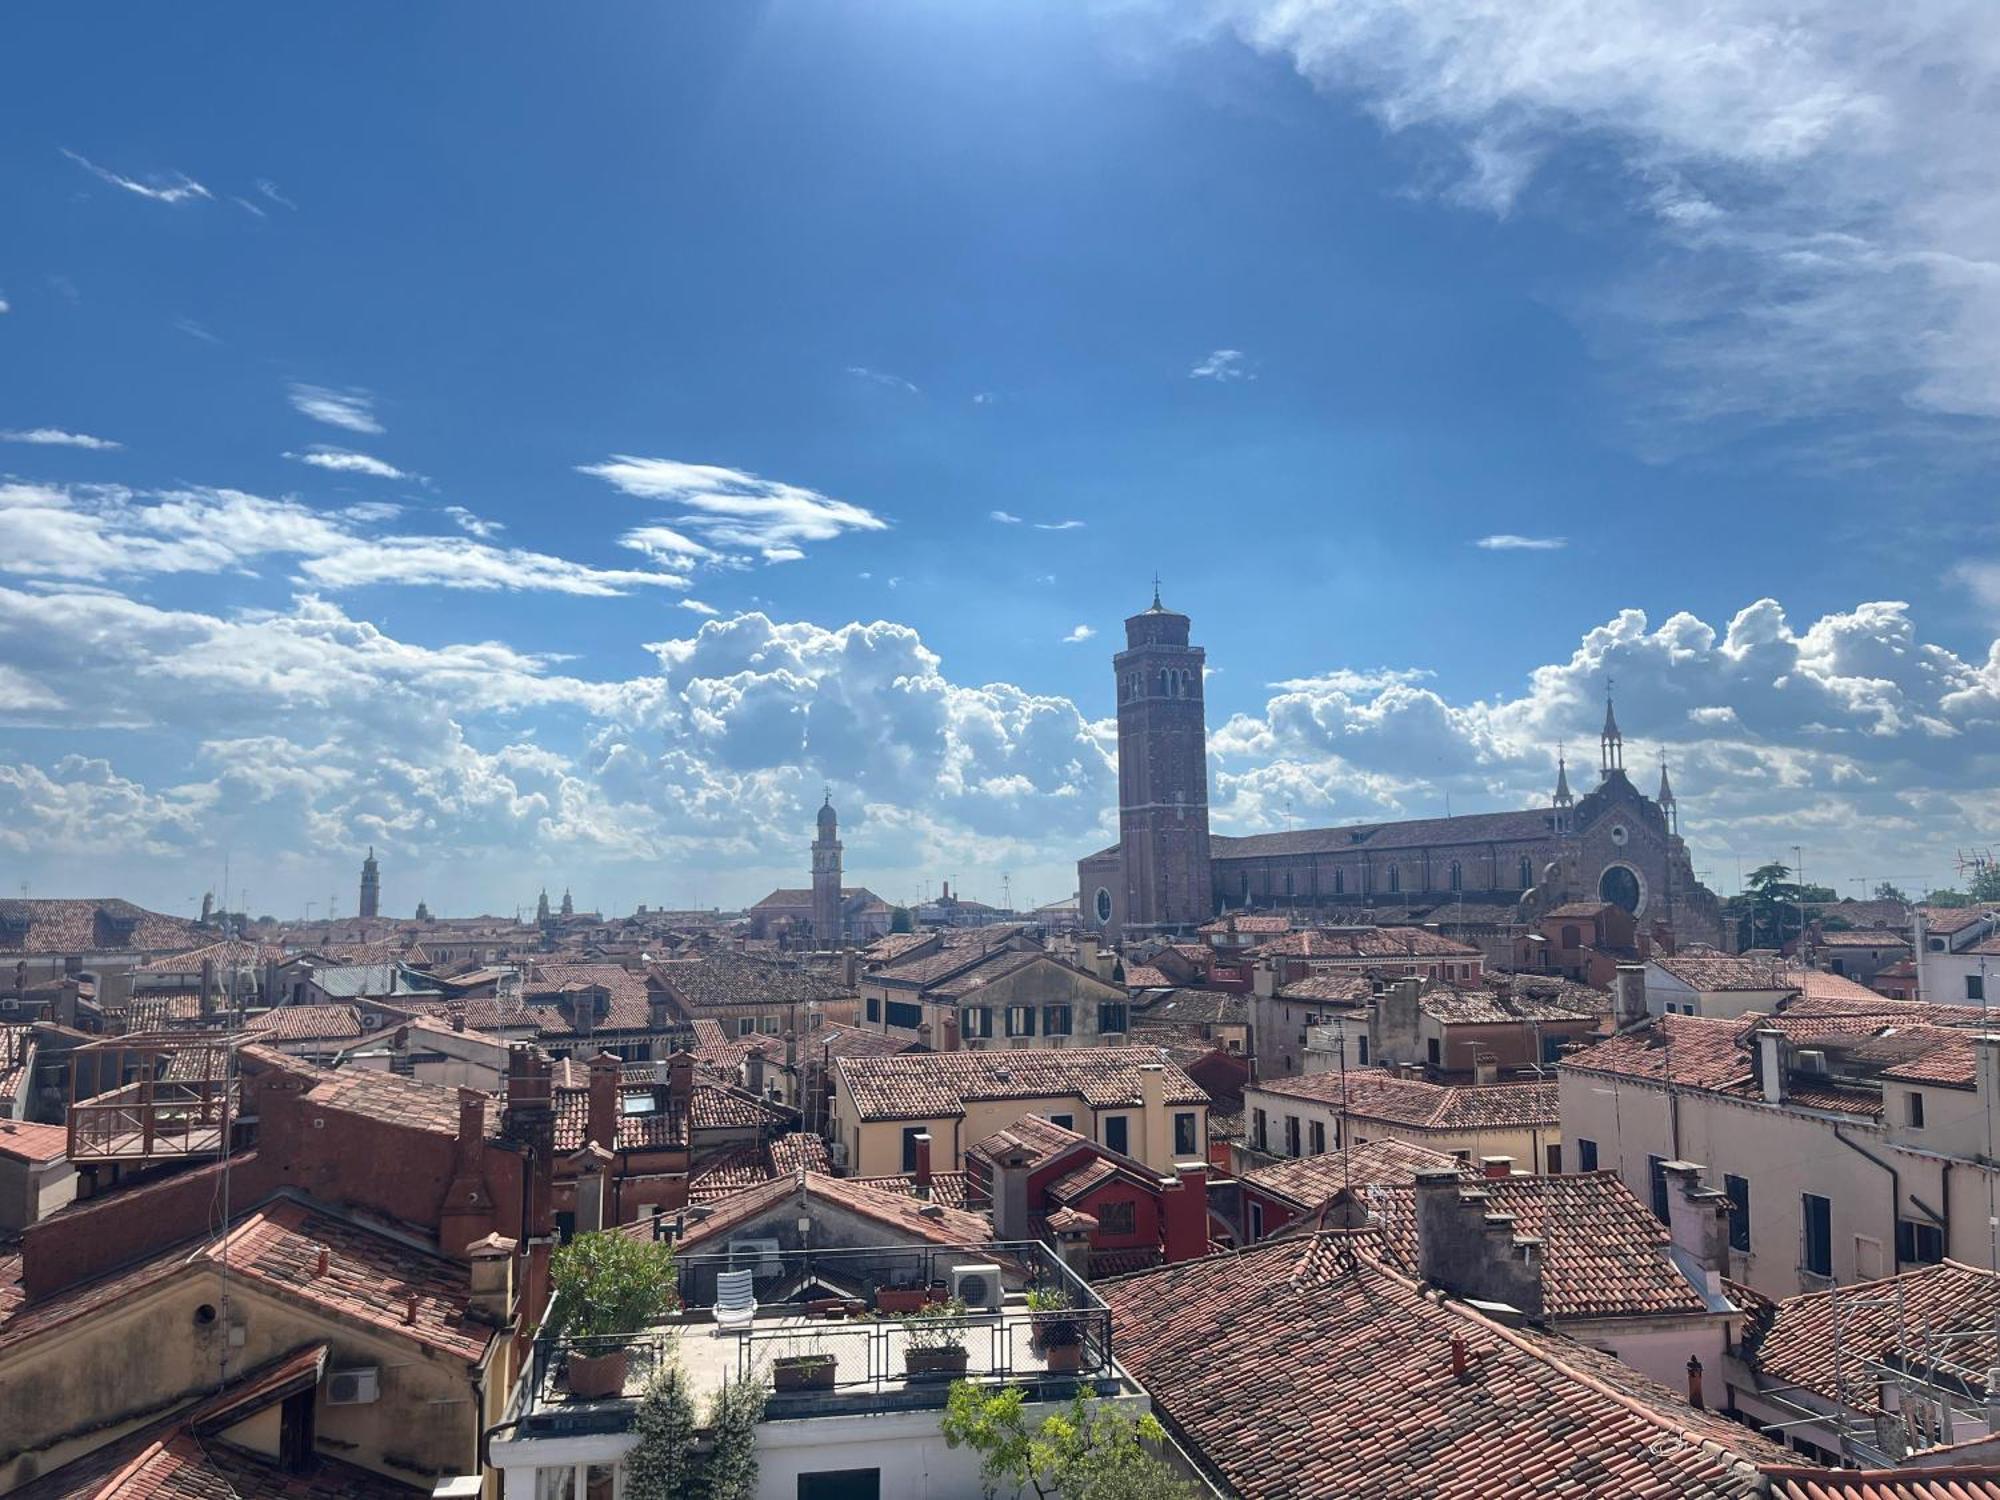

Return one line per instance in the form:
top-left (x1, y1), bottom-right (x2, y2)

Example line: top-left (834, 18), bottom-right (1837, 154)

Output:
top-left (255, 179), bottom-right (297, 211)
top-left (845, 365), bottom-right (920, 395)
top-left (286, 446), bottom-right (407, 480)
top-left (61, 148), bottom-right (211, 205)
top-left (2, 428), bottom-right (121, 451)
top-left (1189, 348), bottom-right (1254, 382)
top-left (288, 383), bottom-right (382, 435)
top-left (678, 598), bottom-right (721, 615)
top-left (990, 510), bottom-right (1023, 524)
top-left (1034, 519), bottom-right (1086, 531)
top-left (1475, 534), bottom-right (1567, 551)
top-left (582, 457), bottom-right (888, 565)
top-left (444, 505), bottom-right (504, 539)
top-left (174, 317), bottom-right (220, 344)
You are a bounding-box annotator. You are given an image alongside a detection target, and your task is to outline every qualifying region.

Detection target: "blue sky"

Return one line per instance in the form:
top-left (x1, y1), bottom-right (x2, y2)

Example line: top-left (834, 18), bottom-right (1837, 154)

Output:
top-left (5, 1), bottom-right (2000, 919)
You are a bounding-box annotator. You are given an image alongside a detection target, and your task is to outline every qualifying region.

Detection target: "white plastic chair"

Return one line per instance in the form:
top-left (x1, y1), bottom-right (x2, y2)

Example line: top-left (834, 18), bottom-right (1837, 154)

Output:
top-left (712, 1268), bottom-right (757, 1338)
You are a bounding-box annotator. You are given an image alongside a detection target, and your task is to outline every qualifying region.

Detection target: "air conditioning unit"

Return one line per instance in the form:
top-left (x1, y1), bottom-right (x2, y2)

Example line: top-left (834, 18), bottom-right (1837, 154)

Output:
top-left (951, 1262), bottom-right (1003, 1312)
top-left (729, 1237), bottom-right (783, 1278)
top-left (327, 1367), bottom-right (380, 1405)
top-left (828, 1140), bottom-right (849, 1168)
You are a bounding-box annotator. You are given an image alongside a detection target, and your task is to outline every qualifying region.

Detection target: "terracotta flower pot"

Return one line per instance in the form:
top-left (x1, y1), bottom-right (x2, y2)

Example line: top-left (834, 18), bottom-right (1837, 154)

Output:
top-left (773, 1356), bottom-right (837, 1392)
top-left (1043, 1342), bottom-right (1082, 1374)
top-left (876, 1288), bottom-right (930, 1315)
top-left (566, 1348), bottom-right (630, 1399)
top-left (905, 1346), bottom-right (970, 1380)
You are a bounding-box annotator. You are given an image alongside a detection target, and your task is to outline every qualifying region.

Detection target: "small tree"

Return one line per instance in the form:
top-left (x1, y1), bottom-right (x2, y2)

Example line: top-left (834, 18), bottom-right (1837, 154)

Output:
top-left (701, 1378), bottom-right (768, 1500)
top-left (1874, 881), bottom-right (1910, 903)
top-left (891, 906), bottom-right (915, 934)
top-left (549, 1230), bottom-right (678, 1339)
top-left (940, 1383), bottom-right (1197, 1500)
top-left (623, 1364), bottom-right (697, 1500)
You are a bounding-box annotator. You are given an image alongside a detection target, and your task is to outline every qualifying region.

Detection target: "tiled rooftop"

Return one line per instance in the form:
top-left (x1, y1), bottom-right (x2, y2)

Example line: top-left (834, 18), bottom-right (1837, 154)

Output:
top-left (246, 1002), bottom-right (364, 1042)
top-left (651, 953), bottom-right (855, 1010)
top-left (1240, 1139), bottom-right (1464, 1207)
top-left (838, 1046), bottom-right (1208, 1121)
top-left (0, 899), bottom-right (204, 956)
top-left (1252, 927), bottom-right (1482, 961)
top-left (1654, 953), bottom-right (1797, 992)
top-left (1101, 1231), bottom-right (1787, 1498)
top-left (1253, 1071), bottom-right (1561, 1131)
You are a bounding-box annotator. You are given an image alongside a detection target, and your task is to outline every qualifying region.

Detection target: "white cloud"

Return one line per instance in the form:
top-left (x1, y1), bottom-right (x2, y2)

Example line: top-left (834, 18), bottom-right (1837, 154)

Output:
top-left (0, 482), bottom-right (689, 597)
top-left (678, 599), bottom-right (720, 615)
top-left (973, 392), bottom-right (996, 405)
top-left (1189, 348), bottom-right (1254, 381)
top-left (255, 179), bottom-right (297, 210)
top-left (1475, 534), bottom-right (1567, 551)
top-left (444, 505), bottom-right (504, 539)
top-left (61, 148), bottom-right (211, 205)
top-left (0, 292), bottom-right (10, 314)
top-left (288, 383), bottom-right (382, 435)
top-left (1063, 625), bottom-right (1096, 643)
top-left (1, 428), bottom-right (121, 451)
top-left (845, 366), bottom-right (920, 395)
top-left (582, 457), bottom-right (889, 564)
top-left (231, 196), bottom-right (267, 219)
top-left (287, 446), bottom-right (407, 480)
top-left (1034, 519), bottom-right (1086, 531)
top-left (990, 510), bottom-right (1023, 524)
top-left (1175, 0), bottom-right (2000, 431)
top-left (175, 317), bottom-right (220, 344)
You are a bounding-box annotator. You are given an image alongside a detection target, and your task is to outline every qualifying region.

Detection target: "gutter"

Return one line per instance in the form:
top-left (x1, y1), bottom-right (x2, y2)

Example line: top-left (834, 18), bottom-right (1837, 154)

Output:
top-left (1831, 1124), bottom-right (1900, 1268)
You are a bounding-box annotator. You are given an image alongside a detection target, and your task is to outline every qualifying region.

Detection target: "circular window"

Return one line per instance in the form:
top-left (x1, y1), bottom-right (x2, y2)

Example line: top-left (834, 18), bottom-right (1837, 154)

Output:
top-left (1599, 864), bottom-right (1642, 914)
top-left (193, 1303), bottom-right (218, 1326)
top-left (1610, 824), bottom-right (1630, 846)
top-left (1093, 888), bottom-right (1113, 925)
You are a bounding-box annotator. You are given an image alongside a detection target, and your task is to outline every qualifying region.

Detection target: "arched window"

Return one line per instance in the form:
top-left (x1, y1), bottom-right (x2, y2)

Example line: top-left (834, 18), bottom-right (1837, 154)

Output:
top-left (1449, 861), bottom-right (1462, 892)
top-left (1386, 865), bottom-right (1401, 894)
top-left (1333, 867), bottom-right (1345, 895)
top-left (1519, 856), bottom-right (1533, 888)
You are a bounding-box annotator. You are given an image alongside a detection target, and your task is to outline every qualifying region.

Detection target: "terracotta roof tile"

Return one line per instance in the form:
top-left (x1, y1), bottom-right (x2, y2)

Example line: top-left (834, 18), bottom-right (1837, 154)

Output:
top-left (1241, 1139), bottom-right (1465, 1208)
top-left (0, 899), bottom-right (205, 957)
top-left (245, 1003), bottom-right (364, 1042)
top-left (769, 1132), bottom-right (832, 1174)
top-left (1655, 953), bottom-right (1797, 992)
top-left (650, 954), bottom-right (854, 1010)
top-left (838, 1046), bottom-right (1207, 1121)
top-left (1253, 1072), bottom-right (1561, 1131)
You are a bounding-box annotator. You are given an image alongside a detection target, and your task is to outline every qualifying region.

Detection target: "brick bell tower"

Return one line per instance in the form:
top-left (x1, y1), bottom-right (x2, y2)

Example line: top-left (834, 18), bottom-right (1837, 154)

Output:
top-left (811, 792), bottom-right (843, 948)
top-left (1115, 583), bottom-right (1213, 932)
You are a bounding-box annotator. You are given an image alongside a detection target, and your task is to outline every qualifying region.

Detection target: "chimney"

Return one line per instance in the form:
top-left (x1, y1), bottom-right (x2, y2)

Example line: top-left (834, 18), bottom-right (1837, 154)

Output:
top-left (913, 1131), bottom-right (933, 1198)
top-left (1613, 964), bottom-right (1648, 1029)
top-left (1450, 1335), bottom-right (1470, 1383)
top-left (315, 1246), bottom-right (330, 1277)
top-left (744, 1044), bottom-right (767, 1098)
top-left (1052, 1214), bottom-right (1095, 1281)
top-left (1413, 1168), bottom-right (1544, 1320)
top-left (840, 949), bottom-right (858, 988)
top-left (1162, 1161), bottom-right (1209, 1263)
top-left (449, 1001), bottom-right (466, 1033)
top-left (1472, 1053), bottom-right (1499, 1086)
top-left (1252, 956), bottom-right (1278, 999)
top-left (1660, 1160), bottom-right (1732, 1282)
top-left (1478, 1156), bottom-right (1512, 1181)
top-left (1686, 1355), bottom-right (1705, 1410)
top-left (647, 981), bottom-right (673, 1036)
top-left (404, 1293), bottom-right (420, 1325)
top-left (466, 1232), bottom-right (518, 1326)
top-left (1138, 1062), bottom-right (1167, 1167)
top-left (667, 1050), bottom-right (695, 1116)
top-left (570, 1143), bottom-right (614, 1232)
top-left (586, 1051), bottom-right (621, 1153)
top-left (1755, 1027), bottom-right (1786, 1105)
top-left (992, 1144), bottom-right (1032, 1241)
top-left (1077, 935), bottom-right (1099, 975)
top-left (200, 956), bottom-right (217, 1019)
top-left (784, 1029), bottom-right (798, 1071)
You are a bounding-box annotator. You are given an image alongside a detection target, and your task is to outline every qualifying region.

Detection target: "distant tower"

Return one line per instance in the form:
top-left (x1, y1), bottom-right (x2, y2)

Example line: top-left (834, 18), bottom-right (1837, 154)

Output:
top-left (1657, 751), bottom-right (1678, 836)
top-left (560, 888), bottom-right (574, 920)
top-left (414, 898), bottom-right (432, 922)
top-left (199, 890), bottom-right (215, 925)
top-left (1115, 583), bottom-right (1213, 931)
top-left (1599, 681), bottom-right (1623, 779)
top-left (358, 846), bottom-right (380, 920)
top-left (812, 793), bottom-right (844, 948)
top-left (1552, 748), bottom-right (1574, 835)
top-left (536, 887), bottom-right (551, 924)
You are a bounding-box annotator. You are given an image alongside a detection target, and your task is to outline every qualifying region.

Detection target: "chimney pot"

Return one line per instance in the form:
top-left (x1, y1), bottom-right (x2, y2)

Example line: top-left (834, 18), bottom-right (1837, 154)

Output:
top-left (1686, 1355), bottom-right (1705, 1409)
top-left (1451, 1335), bottom-right (1469, 1383)
top-left (404, 1293), bottom-right (419, 1325)
top-left (315, 1246), bottom-right (329, 1277)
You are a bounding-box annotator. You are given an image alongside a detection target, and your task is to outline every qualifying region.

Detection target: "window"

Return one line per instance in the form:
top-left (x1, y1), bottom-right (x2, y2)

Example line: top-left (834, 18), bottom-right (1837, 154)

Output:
top-left (1356, 1035), bottom-right (1369, 1065)
top-left (1103, 1115), bottom-right (1130, 1154)
top-left (1519, 856), bottom-right (1533, 888)
top-left (1576, 1138), bottom-right (1598, 1172)
top-left (1309, 1120), bottom-right (1326, 1155)
top-left (1333, 867), bottom-right (1345, 895)
top-left (1648, 1155), bottom-right (1670, 1223)
top-left (1968, 975), bottom-right (1985, 1002)
top-left (1906, 1090), bottom-right (1926, 1128)
top-left (1560, 925), bottom-right (1581, 949)
top-left (1803, 1193), bottom-right (1833, 1277)
top-left (1094, 888), bottom-right (1113, 925)
top-left (1175, 1111), bottom-right (1199, 1157)
top-left (961, 1006), bottom-right (993, 1039)
top-left (1724, 1174), bottom-right (1751, 1253)
top-left (1042, 1004), bottom-right (1072, 1036)
top-left (1283, 871), bottom-right (1294, 897)
top-left (737, 1017), bottom-right (756, 1037)
top-left (1545, 1144), bottom-right (1562, 1174)
top-left (797, 1469), bottom-right (882, 1500)
top-left (1449, 861), bottom-right (1463, 892)
top-left (1253, 1108), bottom-right (1269, 1152)
top-left (761, 1015), bottom-right (780, 1033)
top-left (1097, 1001), bottom-right (1128, 1035)
top-left (1006, 1005), bottom-right (1035, 1037)
top-left (886, 1000), bottom-right (923, 1030)
top-left (1049, 1113), bottom-right (1074, 1131)
top-left (1248, 1201), bottom-right (1265, 1241)
top-left (1426, 1038), bottom-right (1441, 1071)
top-left (1284, 1115), bottom-right (1302, 1157)
top-left (1386, 865), bottom-right (1401, 894)
top-left (901, 1127), bottom-right (926, 1173)
top-left (1097, 1200), bottom-right (1136, 1235)
top-left (1897, 1218), bottom-right (1945, 1266)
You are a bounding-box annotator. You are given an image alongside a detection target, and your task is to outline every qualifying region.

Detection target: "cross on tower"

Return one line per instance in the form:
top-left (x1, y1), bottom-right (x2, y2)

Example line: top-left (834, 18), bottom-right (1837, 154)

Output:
top-left (1151, 573), bottom-right (1163, 610)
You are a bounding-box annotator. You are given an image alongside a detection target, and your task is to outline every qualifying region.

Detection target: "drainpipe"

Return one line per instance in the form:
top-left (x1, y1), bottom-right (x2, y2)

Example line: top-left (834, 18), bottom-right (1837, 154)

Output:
top-left (1832, 1125), bottom-right (1900, 1271)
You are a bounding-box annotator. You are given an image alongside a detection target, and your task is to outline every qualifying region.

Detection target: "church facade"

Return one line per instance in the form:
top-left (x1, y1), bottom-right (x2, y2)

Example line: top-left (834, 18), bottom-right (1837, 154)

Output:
top-left (1078, 597), bottom-right (1725, 948)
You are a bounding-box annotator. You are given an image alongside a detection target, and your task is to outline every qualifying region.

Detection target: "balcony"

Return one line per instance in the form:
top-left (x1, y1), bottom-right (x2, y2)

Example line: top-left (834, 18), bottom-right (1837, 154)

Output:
top-left (512, 1240), bottom-right (1120, 1438)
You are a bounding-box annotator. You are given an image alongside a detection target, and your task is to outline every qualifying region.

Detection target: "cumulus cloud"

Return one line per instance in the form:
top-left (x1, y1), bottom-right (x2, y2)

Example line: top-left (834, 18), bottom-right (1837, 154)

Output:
top-left (287, 446), bottom-right (407, 479)
top-left (1475, 534), bottom-right (1567, 551)
top-left (61, 148), bottom-right (211, 205)
top-left (1063, 625), bottom-right (1096, 643)
top-left (288, 383), bottom-right (382, 435)
top-left (582, 457), bottom-right (889, 564)
top-left (1189, 348), bottom-right (1254, 381)
top-left (1, 428), bottom-right (121, 450)
top-left (0, 482), bottom-right (690, 597)
top-left (1167, 0), bottom-right (2000, 433)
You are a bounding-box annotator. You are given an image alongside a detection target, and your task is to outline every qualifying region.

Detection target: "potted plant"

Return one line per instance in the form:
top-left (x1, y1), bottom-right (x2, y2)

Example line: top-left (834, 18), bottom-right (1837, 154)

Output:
top-left (875, 1285), bottom-right (931, 1315)
top-left (1027, 1286), bottom-right (1084, 1373)
top-left (771, 1335), bottom-right (838, 1392)
top-left (901, 1298), bottom-right (970, 1380)
top-left (550, 1230), bottom-right (678, 1399)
